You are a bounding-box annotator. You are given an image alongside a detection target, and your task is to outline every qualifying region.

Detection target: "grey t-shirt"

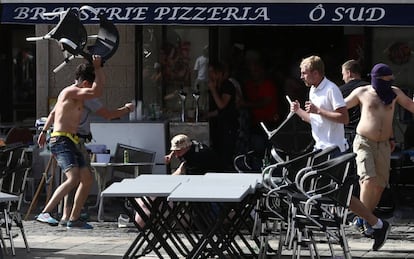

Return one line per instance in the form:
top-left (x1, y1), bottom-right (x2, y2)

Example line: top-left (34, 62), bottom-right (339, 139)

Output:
top-left (78, 98), bottom-right (103, 135)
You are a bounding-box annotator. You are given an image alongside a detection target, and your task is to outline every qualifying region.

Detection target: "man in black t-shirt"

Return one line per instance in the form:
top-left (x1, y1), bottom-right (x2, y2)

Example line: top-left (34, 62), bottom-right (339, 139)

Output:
top-left (165, 134), bottom-right (223, 175)
top-left (340, 60), bottom-right (369, 144)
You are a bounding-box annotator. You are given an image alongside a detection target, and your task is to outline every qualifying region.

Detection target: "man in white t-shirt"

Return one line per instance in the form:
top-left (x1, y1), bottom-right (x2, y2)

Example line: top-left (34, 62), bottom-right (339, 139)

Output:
top-left (193, 45), bottom-right (209, 110)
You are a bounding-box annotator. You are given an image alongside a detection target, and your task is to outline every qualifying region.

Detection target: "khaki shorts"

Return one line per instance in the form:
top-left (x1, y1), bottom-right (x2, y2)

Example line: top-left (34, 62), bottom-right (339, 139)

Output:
top-left (353, 134), bottom-right (391, 187)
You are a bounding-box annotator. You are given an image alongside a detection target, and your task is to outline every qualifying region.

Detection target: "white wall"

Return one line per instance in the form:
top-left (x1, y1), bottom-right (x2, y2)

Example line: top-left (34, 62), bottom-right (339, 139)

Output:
top-left (90, 122), bottom-right (168, 174)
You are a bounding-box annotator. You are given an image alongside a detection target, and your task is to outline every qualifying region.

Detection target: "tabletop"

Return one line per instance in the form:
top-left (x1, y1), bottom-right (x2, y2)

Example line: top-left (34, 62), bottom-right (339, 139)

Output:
top-left (0, 192), bottom-right (19, 202)
top-left (91, 162), bottom-right (155, 167)
top-left (167, 176), bottom-right (252, 202)
top-left (101, 173), bottom-right (262, 202)
top-left (101, 174), bottom-right (193, 197)
top-left (204, 172), bottom-right (263, 191)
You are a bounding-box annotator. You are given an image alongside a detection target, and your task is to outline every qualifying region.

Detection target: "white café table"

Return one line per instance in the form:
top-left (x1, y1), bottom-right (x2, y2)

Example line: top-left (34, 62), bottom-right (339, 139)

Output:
top-left (167, 173), bottom-right (262, 202)
top-left (90, 162), bottom-right (155, 220)
top-left (100, 174), bottom-right (193, 198)
top-left (101, 173), bottom-right (263, 258)
top-left (166, 173), bottom-right (262, 258)
top-left (101, 174), bottom-right (195, 259)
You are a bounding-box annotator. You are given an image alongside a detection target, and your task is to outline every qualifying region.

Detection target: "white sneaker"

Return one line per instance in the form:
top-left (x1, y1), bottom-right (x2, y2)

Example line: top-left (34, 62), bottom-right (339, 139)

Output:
top-left (36, 212), bottom-right (59, 226)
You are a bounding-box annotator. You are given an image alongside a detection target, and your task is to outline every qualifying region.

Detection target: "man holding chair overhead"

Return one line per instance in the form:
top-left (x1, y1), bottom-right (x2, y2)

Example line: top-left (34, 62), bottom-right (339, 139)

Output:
top-left (39, 97), bottom-right (135, 227)
top-left (36, 55), bottom-right (105, 229)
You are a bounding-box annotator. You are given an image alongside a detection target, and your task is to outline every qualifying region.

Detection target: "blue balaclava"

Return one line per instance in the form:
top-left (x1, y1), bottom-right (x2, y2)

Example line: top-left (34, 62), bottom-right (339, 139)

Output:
top-left (371, 63), bottom-right (396, 105)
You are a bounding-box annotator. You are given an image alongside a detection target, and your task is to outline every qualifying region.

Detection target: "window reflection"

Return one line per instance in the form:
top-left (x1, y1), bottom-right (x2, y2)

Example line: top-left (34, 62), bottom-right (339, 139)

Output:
top-left (142, 25), bottom-right (209, 121)
top-left (13, 47), bottom-right (36, 122)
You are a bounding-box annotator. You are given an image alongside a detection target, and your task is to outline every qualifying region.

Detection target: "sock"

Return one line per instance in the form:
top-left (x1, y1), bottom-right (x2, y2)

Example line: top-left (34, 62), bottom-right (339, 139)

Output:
top-left (372, 218), bottom-right (383, 229)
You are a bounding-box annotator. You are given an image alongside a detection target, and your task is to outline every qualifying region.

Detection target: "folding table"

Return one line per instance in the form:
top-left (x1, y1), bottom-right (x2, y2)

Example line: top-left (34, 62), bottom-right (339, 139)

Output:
top-left (102, 173), bottom-right (263, 258)
top-left (167, 173), bottom-right (263, 258)
top-left (91, 162), bottom-right (155, 221)
top-left (100, 174), bottom-right (194, 258)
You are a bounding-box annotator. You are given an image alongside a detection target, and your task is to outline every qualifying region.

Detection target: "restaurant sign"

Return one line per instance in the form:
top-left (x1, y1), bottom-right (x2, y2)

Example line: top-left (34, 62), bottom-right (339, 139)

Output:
top-left (2, 3), bottom-right (414, 26)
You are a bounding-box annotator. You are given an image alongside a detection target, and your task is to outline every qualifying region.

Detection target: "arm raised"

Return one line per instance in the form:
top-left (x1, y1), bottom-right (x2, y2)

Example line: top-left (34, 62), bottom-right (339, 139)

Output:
top-left (395, 87), bottom-right (414, 113)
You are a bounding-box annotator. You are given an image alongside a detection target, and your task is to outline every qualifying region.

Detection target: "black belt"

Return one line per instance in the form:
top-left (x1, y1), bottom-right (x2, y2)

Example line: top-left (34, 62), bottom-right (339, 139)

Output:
top-left (77, 133), bottom-right (93, 142)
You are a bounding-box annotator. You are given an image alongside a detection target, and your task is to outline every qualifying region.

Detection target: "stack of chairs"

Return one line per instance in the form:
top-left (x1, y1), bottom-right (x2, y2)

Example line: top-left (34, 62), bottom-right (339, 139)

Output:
top-left (290, 152), bottom-right (356, 259)
top-left (0, 143), bottom-right (31, 256)
top-left (255, 145), bottom-right (357, 258)
top-left (255, 148), bottom-right (323, 258)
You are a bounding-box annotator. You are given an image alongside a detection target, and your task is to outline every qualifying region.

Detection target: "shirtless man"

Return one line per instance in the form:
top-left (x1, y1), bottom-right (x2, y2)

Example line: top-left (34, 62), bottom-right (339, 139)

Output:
top-left (345, 63), bottom-right (414, 240)
top-left (36, 55), bottom-right (105, 229)
top-left (39, 98), bottom-right (135, 226)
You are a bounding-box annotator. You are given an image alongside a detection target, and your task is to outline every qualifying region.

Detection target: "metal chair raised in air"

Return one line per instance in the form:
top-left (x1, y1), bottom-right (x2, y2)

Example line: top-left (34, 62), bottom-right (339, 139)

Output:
top-left (26, 5), bottom-right (119, 73)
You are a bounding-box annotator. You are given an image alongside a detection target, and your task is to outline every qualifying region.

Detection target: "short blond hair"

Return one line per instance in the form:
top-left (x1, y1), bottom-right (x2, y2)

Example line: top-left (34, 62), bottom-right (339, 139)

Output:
top-left (300, 55), bottom-right (325, 76)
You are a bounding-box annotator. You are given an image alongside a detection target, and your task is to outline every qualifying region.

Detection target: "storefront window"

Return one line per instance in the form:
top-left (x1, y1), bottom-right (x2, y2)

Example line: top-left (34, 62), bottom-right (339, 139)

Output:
top-left (142, 25), bottom-right (209, 121)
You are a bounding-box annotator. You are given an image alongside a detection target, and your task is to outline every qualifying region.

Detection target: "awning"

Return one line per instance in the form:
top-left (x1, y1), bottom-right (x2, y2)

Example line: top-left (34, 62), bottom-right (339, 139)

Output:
top-left (2, 1), bottom-right (414, 26)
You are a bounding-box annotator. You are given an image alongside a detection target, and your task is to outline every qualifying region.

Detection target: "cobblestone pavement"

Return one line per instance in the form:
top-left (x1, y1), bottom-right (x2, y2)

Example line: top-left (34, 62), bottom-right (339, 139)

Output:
top-left (7, 185), bottom-right (414, 258)
top-left (4, 205), bottom-right (414, 259)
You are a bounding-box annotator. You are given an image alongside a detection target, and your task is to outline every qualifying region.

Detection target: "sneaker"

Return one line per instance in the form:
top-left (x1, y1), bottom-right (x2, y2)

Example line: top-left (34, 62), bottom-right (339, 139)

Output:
top-left (60, 213), bottom-right (89, 227)
top-left (59, 219), bottom-right (68, 227)
top-left (372, 220), bottom-right (391, 251)
top-left (353, 217), bottom-right (374, 238)
top-left (67, 219), bottom-right (93, 230)
top-left (80, 212), bottom-right (90, 221)
top-left (364, 223), bottom-right (374, 238)
top-left (353, 217), bottom-right (366, 235)
top-left (36, 212), bottom-right (59, 226)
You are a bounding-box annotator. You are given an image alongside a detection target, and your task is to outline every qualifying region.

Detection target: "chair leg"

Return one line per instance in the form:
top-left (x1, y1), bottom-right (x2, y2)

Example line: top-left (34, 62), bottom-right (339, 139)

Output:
top-left (13, 213), bottom-right (30, 252)
top-left (339, 226), bottom-right (352, 259)
top-left (305, 230), bottom-right (319, 259)
top-left (3, 212), bottom-right (15, 256)
top-left (0, 227), bottom-right (7, 256)
top-left (326, 232), bottom-right (336, 258)
top-left (258, 218), bottom-right (269, 259)
top-left (0, 242), bottom-right (3, 259)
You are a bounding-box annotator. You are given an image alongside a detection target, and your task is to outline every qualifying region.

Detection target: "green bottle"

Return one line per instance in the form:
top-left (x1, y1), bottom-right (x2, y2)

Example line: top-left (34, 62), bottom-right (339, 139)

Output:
top-left (123, 150), bottom-right (129, 163)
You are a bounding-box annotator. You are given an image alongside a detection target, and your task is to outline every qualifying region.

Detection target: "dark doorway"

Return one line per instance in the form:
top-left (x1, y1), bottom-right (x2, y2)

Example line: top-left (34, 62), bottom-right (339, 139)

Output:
top-left (230, 26), bottom-right (346, 84)
top-left (0, 25), bottom-right (36, 123)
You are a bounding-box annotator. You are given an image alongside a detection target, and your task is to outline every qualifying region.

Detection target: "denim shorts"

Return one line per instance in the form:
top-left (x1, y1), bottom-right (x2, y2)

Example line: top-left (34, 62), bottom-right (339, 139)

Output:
top-left (49, 136), bottom-right (87, 172)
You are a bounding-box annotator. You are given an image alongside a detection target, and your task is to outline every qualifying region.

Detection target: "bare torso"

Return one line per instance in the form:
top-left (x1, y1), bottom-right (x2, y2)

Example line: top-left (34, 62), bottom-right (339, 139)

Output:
top-left (53, 85), bottom-right (84, 134)
top-left (354, 86), bottom-right (395, 142)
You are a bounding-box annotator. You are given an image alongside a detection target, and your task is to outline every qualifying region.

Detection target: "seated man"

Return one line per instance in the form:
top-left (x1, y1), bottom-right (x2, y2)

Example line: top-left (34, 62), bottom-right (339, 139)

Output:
top-left (135, 134), bottom-right (223, 227)
top-left (165, 134), bottom-right (223, 175)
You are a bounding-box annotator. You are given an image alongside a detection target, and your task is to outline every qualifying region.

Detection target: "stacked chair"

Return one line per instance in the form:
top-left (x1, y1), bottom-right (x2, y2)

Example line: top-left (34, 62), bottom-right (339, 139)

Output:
top-left (290, 152), bottom-right (356, 259)
top-left (255, 145), bottom-right (357, 259)
top-left (0, 143), bottom-right (31, 256)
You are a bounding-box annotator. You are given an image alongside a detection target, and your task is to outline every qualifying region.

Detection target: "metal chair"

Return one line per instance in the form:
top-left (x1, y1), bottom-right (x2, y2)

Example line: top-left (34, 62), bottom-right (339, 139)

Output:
top-left (289, 153), bottom-right (357, 259)
top-left (26, 5), bottom-right (119, 73)
top-left (256, 146), bottom-right (343, 258)
top-left (254, 149), bottom-right (321, 258)
top-left (0, 144), bottom-right (31, 256)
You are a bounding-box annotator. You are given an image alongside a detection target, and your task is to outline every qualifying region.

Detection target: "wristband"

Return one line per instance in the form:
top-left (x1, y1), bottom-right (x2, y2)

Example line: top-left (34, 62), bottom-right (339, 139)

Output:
top-left (125, 106), bottom-right (131, 112)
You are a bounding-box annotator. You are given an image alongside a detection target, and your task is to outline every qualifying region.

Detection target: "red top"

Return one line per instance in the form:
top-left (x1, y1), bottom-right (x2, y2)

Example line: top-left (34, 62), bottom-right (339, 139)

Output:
top-left (244, 79), bottom-right (278, 124)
